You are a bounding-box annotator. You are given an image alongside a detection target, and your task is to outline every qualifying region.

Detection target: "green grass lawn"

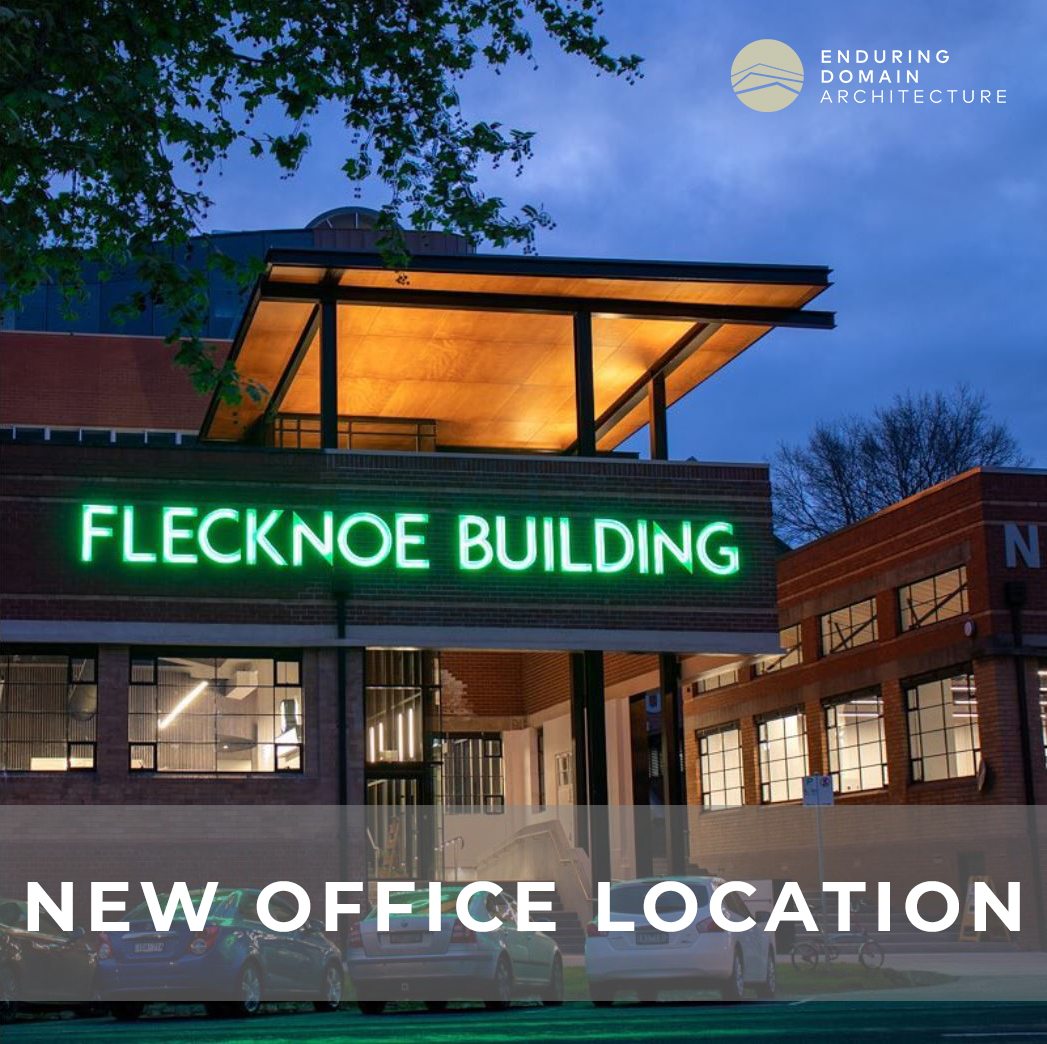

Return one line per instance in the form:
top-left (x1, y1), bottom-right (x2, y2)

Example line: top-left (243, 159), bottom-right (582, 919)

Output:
top-left (559, 963), bottom-right (954, 1002)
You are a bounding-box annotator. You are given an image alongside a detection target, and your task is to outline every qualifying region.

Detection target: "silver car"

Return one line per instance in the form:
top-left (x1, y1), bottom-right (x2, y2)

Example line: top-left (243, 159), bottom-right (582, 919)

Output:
top-left (348, 886), bottom-right (563, 1014)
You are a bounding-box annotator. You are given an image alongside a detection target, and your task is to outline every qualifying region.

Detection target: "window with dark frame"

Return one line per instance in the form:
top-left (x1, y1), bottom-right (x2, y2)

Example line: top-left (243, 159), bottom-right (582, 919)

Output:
top-left (365, 648), bottom-right (439, 766)
top-left (825, 690), bottom-right (889, 793)
top-left (906, 669), bottom-right (980, 783)
top-left (755, 624), bottom-right (803, 674)
top-left (899, 565), bottom-right (968, 631)
top-left (0, 651), bottom-right (97, 771)
top-left (436, 733), bottom-right (505, 813)
top-left (820, 597), bottom-right (878, 655)
top-left (128, 653), bottom-right (302, 774)
top-left (757, 710), bottom-right (808, 803)
top-left (692, 666), bottom-right (740, 695)
top-left (697, 725), bottom-right (744, 808)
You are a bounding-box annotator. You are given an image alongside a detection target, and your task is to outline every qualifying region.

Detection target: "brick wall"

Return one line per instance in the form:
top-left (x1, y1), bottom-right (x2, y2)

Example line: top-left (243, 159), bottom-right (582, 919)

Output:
top-left (686, 468), bottom-right (1047, 808)
top-left (1, 442), bottom-right (778, 639)
top-left (441, 651), bottom-right (524, 718)
top-left (0, 331), bottom-right (227, 430)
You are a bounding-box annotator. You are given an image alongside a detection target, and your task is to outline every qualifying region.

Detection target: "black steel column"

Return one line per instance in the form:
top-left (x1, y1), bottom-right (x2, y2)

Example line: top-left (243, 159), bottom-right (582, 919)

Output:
top-left (648, 373), bottom-right (668, 460)
top-left (573, 310), bottom-right (596, 456)
top-left (320, 294), bottom-right (339, 449)
top-left (659, 653), bottom-right (689, 874)
top-left (334, 593), bottom-right (348, 955)
top-left (570, 652), bottom-right (590, 854)
top-left (583, 651), bottom-right (611, 889)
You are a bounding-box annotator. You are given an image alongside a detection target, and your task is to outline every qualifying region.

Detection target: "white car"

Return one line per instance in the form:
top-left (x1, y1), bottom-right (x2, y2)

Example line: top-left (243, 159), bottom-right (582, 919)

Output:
top-left (584, 876), bottom-right (775, 1004)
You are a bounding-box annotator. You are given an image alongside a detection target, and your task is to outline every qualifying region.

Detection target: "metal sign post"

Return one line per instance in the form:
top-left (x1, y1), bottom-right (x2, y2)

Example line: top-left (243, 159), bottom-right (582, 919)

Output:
top-left (803, 774), bottom-right (834, 930)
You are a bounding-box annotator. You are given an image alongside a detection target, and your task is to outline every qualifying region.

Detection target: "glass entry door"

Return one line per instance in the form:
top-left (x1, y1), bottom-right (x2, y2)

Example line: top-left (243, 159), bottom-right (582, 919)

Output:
top-left (365, 649), bottom-right (441, 879)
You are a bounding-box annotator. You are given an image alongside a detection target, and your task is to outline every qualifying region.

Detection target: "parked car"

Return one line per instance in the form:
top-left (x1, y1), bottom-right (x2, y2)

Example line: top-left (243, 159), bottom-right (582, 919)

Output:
top-left (584, 876), bottom-right (776, 1004)
top-left (347, 885), bottom-right (563, 1014)
top-left (95, 888), bottom-right (344, 1019)
top-left (0, 899), bottom-right (97, 1018)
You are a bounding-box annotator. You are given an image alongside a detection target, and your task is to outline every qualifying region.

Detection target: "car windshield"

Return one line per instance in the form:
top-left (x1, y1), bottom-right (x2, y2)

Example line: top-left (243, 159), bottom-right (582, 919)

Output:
top-left (126, 891), bottom-right (235, 922)
top-left (363, 889), bottom-right (464, 919)
top-left (608, 882), bottom-right (710, 915)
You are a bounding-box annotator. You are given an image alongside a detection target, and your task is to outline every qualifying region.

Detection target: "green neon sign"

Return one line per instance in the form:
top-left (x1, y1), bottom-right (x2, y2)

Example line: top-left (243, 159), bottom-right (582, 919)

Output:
top-left (78, 503), bottom-right (741, 578)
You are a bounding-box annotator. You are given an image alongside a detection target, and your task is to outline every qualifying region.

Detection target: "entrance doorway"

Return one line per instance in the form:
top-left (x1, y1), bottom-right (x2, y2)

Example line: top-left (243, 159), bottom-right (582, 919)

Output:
top-left (364, 649), bottom-right (441, 879)
top-left (630, 689), bottom-right (666, 877)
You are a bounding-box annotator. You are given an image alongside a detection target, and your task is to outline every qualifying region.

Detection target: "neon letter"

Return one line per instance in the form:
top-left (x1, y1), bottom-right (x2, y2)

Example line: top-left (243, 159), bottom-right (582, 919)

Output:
top-left (495, 515), bottom-right (537, 571)
top-left (246, 509), bottom-right (286, 566)
top-left (696, 521), bottom-right (740, 576)
top-left (458, 515), bottom-right (493, 571)
top-left (559, 517), bottom-right (592, 573)
top-left (395, 513), bottom-right (430, 570)
top-left (81, 504), bottom-right (117, 562)
top-left (594, 519), bottom-right (634, 573)
top-left (162, 507), bottom-right (198, 565)
top-left (652, 521), bottom-right (693, 575)
top-left (198, 508), bottom-right (242, 565)
top-left (121, 506), bottom-right (156, 564)
top-left (541, 517), bottom-right (556, 572)
top-left (337, 512), bottom-right (392, 568)
top-left (636, 519), bottom-right (650, 574)
top-left (292, 511), bottom-right (334, 566)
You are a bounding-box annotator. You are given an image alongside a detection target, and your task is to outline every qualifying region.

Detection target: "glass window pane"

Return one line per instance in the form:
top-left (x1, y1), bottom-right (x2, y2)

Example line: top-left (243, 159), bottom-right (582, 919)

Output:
top-left (905, 670), bottom-right (979, 782)
top-left (0, 653), bottom-right (98, 772)
top-left (820, 598), bottom-right (878, 655)
top-left (824, 691), bottom-right (886, 794)
top-left (128, 652), bottom-right (302, 774)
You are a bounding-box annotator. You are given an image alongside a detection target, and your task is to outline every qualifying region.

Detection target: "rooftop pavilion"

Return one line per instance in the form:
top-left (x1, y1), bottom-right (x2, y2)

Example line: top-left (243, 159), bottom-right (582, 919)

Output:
top-left (200, 249), bottom-right (833, 457)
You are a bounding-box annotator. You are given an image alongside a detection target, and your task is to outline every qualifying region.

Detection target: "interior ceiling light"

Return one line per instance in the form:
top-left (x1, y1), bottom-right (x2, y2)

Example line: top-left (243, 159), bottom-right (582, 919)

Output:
top-left (159, 681), bottom-right (208, 730)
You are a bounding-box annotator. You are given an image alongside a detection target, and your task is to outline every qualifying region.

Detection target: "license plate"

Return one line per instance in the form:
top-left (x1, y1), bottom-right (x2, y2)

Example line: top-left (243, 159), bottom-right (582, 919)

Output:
top-left (134, 942), bottom-right (164, 954)
top-left (636, 931), bottom-right (668, 946)
top-left (389, 932), bottom-right (423, 945)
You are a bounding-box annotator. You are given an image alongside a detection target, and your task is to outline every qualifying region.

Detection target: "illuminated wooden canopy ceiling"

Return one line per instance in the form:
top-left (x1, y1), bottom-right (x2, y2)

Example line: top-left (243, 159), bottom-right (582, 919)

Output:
top-left (201, 251), bottom-right (832, 452)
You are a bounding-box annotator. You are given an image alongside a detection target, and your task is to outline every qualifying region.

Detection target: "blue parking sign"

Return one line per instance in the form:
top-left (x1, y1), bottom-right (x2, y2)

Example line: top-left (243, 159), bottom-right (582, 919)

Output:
top-left (802, 774), bottom-right (834, 806)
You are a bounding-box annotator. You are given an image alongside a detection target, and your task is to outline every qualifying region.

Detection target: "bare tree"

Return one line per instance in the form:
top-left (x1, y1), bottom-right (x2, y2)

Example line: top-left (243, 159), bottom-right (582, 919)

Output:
top-left (773, 387), bottom-right (1028, 546)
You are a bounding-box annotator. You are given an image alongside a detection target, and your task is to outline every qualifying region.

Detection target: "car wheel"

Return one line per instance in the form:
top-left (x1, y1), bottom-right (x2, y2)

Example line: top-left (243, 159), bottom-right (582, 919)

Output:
top-left (589, 985), bottom-right (614, 1007)
top-left (755, 949), bottom-right (776, 999)
top-left (0, 964), bottom-right (21, 1018)
top-left (357, 999), bottom-right (386, 1015)
top-left (109, 1002), bottom-right (146, 1021)
top-left (232, 961), bottom-right (263, 1016)
top-left (720, 949), bottom-right (745, 1002)
top-left (542, 955), bottom-right (564, 1006)
top-left (484, 957), bottom-right (513, 1011)
top-left (424, 1000), bottom-right (448, 1012)
top-left (313, 962), bottom-right (344, 1012)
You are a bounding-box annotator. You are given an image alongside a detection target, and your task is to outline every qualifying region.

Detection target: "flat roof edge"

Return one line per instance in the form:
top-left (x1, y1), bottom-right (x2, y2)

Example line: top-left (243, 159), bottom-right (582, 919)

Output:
top-left (779, 465), bottom-right (1047, 558)
top-left (263, 248), bottom-right (833, 287)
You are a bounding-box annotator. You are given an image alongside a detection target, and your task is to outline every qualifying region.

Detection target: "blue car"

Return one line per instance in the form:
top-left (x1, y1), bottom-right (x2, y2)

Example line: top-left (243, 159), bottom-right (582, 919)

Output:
top-left (95, 888), bottom-right (344, 1019)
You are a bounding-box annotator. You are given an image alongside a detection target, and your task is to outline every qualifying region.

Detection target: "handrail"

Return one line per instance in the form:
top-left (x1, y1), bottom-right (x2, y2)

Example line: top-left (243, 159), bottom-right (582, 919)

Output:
top-left (475, 818), bottom-right (594, 905)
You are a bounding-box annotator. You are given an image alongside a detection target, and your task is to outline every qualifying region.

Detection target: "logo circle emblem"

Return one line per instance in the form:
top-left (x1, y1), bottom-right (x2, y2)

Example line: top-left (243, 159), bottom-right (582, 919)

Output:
top-left (731, 40), bottom-right (803, 111)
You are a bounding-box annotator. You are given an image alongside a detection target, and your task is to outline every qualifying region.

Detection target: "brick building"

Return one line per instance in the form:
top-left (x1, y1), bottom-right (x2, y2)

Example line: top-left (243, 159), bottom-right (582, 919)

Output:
top-left (0, 208), bottom-right (834, 893)
top-left (683, 467), bottom-right (1047, 813)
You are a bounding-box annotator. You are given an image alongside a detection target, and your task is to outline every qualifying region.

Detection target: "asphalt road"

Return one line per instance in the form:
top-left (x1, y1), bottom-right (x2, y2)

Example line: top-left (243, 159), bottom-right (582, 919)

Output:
top-left (5, 1003), bottom-right (1047, 1043)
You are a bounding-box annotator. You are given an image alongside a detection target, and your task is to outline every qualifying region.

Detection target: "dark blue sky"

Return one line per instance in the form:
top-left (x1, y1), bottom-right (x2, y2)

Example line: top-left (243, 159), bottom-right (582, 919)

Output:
top-left (202, 0), bottom-right (1046, 466)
